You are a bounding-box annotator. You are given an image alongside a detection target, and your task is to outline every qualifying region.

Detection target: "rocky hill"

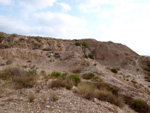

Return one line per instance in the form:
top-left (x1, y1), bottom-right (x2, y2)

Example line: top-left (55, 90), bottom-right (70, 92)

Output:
top-left (0, 32), bottom-right (150, 113)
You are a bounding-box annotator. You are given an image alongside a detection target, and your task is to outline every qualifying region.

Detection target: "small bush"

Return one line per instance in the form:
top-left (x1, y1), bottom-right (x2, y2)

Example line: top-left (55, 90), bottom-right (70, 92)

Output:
top-left (28, 93), bottom-right (35, 102)
top-left (42, 48), bottom-right (51, 51)
top-left (40, 70), bottom-right (47, 76)
top-left (69, 74), bottom-right (81, 86)
top-left (50, 78), bottom-right (74, 90)
top-left (50, 92), bottom-right (59, 102)
top-left (82, 73), bottom-right (95, 80)
top-left (88, 54), bottom-right (94, 59)
top-left (131, 98), bottom-right (150, 113)
top-left (144, 75), bottom-right (150, 82)
top-left (111, 68), bottom-right (118, 73)
top-left (0, 67), bottom-right (37, 89)
top-left (77, 82), bottom-right (95, 99)
top-left (51, 71), bottom-right (61, 78)
top-left (10, 33), bottom-right (18, 37)
top-left (92, 76), bottom-right (104, 83)
top-left (6, 60), bottom-right (13, 65)
top-left (28, 69), bottom-right (37, 76)
top-left (96, 82), bottom-right (119, 95)
top-left (51, 71), bottom-right (67, 78)
top-left (75, 42), bottom-right (81, 46)
top-left (50, 79), bottom-right (66, 88)
top-left (0, 67), bottom-right (27, 80)
top-left (72, 65), bottom-right (83, 73)
top-left (13, 74), bottom-right (37, 89)
top-left (65, 78), bottom-right (74, 90)
top-left (95, 90), bottom-right (123, 107)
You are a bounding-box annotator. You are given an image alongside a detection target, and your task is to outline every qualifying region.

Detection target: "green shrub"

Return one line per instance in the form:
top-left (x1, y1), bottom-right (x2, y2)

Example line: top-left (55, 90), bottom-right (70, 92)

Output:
top-left (51, 71), bottom-right (61, 78)
top-left (69, 74), bottom-right (81, 86)
top-left (61, 73), bottom-right (67, 78)
top-left (6, 60), bottom-right (13, 65)
top-left (28, 69), bottom-right (37, 76)
top-left (88, 54), bottom-right (94, 59)
top-left (131, 98), bottom-right (150, 113)
top-left (82, 73), bottom-right (95, 79)
top-left (111, 68), bottom-right (118, 73)
top-left (75, 42), bottom-right (81, 46)
top-left (51, 71), bottom-right (67, 78)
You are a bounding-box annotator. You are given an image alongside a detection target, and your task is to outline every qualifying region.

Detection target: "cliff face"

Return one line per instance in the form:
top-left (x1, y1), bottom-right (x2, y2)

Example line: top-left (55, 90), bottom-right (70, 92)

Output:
top-left (0, 32), bottom-right (150, 113)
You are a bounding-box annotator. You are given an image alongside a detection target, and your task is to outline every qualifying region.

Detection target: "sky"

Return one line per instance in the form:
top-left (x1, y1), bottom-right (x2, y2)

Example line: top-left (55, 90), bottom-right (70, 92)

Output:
top-left (0, 0), bottom-right (150, 55)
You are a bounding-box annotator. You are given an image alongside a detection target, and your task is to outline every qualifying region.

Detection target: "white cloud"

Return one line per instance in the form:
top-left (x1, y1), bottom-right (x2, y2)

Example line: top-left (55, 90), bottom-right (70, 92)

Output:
top-left (34, 12), bottom-right (88, 38)
top-left (76, 0), bottom-right (136, 13)
top-left (0, 12), bottom-right (88, 39)
top-left (98, 10), bottom-right (110, 18)
top-left (99, 6), bottom-right (150, 55)
top-left (58, 2), bottom-right (72, 12)
top-left (19, 0), bottom-right (56, 10)
top-left (76, 0), bottom-right (117, 13)
top-left (0, 15), bottom-right (31, 34)
top-left (0, 0), bottom-right (11, 5)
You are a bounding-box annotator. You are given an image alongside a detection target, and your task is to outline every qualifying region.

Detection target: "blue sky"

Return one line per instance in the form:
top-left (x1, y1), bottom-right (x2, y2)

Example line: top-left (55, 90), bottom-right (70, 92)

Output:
top-left (0, 0), bottom-right (150, 55)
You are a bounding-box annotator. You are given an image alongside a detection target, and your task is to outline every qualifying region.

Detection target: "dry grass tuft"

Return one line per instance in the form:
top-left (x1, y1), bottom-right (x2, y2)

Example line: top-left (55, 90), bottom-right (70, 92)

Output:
top-left (13, 74), bottom-right (37, 89)
top-left (50, 78), bottom-right (74, 90)
top-left (50, 92), bottom-right (59, 102)
top-left (82, 73), bottom-right (95, 80)
top-left (0, 67), bottom-right (27, 80)
top-left (0, 67), bottom-right (37, 89)
top-left (77, 82), bottom-right (95, 99)
top-left (94, 89), bottom-right (123, 107)
top-left (28, 93), bottom-right (35, 102)
top-left (72, 65), bottom-right (83, 73)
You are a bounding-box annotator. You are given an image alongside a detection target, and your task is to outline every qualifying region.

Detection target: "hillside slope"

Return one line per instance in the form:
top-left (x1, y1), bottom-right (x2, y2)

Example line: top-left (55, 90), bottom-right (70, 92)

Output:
top-left (0, 32), bottom-right (149, 113)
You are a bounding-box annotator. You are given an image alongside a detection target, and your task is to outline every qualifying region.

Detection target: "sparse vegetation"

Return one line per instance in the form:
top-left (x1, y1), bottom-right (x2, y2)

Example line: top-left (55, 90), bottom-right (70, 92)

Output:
top-left (50, 78), bottom-right (74, 90)
top-left (82, 73), bottom-right (95, 80)
top-left (0, 67), bottom-right (37, 89)
top-left (28, 93), bottom-right (35, 102)
top-left (10, 33), bottom-right (18, 37)
top-left (40, 70), bottom-right (47, 76)
top-left (130, 98), bottom-right (150, 113)
top-left (6, 60), bottom-right (13, 65)
top-left (42, 47), bottom-right (51, 51)
top-left (75, 42), bottom-right (81, 46)
top-left (75, 41), bottom-right (93, 58)
top-left (50, 92), bottom-right (59, 102)
top-left (13, 73), bottom-right (37, 89)
top-left (0, 67), bottom-right (27, 80)
top-left (77, 81), bottom-right (122, 107)
top-left (88, 53), bottom-right (94, 59)
top-left (50, 79), bottom-right (66, 88)
top-left (95, 89), bottom-right (123, 107)
top-left (51, 71), bottom-right (67, 79)
top-left (72, 65), bottom-right (83, 73)
top-left (111, 68), bottom-right (118, 73)
top-left (77, 82), bottom-right (95, 99)
top-left (69, 74), bottom-right (81, 86)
